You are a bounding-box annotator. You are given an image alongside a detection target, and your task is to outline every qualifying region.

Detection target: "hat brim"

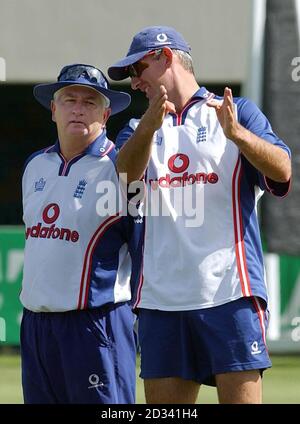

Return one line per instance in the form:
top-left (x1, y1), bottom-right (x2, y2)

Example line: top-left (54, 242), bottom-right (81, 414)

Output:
top-left (33, 81), bottom-right (131, 115)
top-left (108, 50), bottom-right (150, 81)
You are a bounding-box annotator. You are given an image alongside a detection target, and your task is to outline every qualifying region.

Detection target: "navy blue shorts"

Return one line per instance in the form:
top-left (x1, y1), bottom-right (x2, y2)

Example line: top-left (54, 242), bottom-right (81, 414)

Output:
top-left (21, 302), bottom-right (136, 403)
top-left (138, 297), bottom-right (272, 386)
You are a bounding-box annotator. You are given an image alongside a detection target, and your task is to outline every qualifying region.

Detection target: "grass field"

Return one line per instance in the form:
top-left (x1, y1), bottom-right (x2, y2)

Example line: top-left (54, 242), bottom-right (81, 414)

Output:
top-left (0, 354), bottom-right (299, 404)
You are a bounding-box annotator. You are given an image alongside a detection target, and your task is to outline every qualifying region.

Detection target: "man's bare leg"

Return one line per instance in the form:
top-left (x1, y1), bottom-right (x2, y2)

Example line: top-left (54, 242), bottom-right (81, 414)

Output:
top-left (144, 377), bottom-right (200, 404)
top-left (216, 370), bottom-right (262, 404)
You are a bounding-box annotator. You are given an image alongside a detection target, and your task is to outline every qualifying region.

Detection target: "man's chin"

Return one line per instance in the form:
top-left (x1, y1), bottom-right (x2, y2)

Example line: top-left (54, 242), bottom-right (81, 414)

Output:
top-left (68, 128), bottom-right (88, 137)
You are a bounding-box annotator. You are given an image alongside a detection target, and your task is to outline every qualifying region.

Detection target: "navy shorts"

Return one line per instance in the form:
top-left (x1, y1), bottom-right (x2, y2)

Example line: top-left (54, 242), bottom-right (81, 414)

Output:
top-left (138, 297), bottom-right (272, 386)
top-left (21, 302), bottom-right (136, 403)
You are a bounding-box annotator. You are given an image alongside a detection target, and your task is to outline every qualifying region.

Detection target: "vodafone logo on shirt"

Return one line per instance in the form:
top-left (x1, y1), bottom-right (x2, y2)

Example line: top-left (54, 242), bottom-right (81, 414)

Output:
top-left (42, 203), bottom-right (60, 223)
top-left (168, 153), bottom-right (190, 173)
top-left (25, 203), bottom-right (79, 242)
top-left (149, 153), bottom-right (219, 189)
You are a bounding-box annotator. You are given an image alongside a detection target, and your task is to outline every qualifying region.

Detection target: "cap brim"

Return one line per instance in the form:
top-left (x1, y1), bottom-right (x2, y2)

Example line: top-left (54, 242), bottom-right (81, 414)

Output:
top-left (108, 50), bottom-right (150, 81)
top-left (33, 81), bottom-right (131, 115)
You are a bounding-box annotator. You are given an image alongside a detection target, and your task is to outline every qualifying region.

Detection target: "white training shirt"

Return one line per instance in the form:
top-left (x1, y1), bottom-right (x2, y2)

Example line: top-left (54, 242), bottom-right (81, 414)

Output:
top-left (116, 87), bottom-right (291, 311)
top-left (20, 132), bottom-right (141, 312)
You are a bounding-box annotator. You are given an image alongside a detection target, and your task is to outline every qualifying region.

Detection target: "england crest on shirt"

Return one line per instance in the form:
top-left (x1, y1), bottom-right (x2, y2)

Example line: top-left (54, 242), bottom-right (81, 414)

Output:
top-left (74, 179), bottom-right (87, 199)
top-left (196, 126), bottom-right (207, 143)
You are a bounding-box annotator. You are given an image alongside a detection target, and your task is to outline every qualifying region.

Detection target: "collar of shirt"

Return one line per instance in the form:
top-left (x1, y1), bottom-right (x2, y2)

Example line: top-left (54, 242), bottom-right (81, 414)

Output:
top-left (191, 86), bottom-right (213, 100)
top-left (45, 130), bottom-right (114, 157)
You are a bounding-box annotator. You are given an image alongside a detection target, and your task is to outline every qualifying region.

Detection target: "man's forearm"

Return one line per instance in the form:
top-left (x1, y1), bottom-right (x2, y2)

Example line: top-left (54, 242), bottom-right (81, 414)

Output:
top-left (117, 85), bottom-right (175, 183)
top-left (206, 88), bottom-right (291, 182)
top-left (232, 124), bottom-right (291, 182)
top-left (117, 123), bottom-right (155, 183)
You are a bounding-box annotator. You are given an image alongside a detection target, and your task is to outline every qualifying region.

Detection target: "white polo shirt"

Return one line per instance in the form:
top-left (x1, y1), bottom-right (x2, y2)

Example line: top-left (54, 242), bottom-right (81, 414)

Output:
top-left (116, 87), bottom-right (291, 311)
top-left (20, 131), bottom-right (142, 312)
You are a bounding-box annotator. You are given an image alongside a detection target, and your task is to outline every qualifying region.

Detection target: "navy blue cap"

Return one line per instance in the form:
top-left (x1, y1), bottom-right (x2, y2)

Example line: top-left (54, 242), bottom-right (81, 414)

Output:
top-left (108, 26), bottom-right (191, 81)
top-left (33, 63), bottom-right (131, 115)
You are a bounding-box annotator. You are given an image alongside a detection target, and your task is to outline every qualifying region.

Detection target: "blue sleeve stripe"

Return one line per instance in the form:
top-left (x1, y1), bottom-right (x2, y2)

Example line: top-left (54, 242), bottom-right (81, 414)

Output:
top-left (115, 125), bottom-right (134, 151)
top-left (234, 97), bottom-right (291, 157)
top-left (23, 147), bottom-right (50, 175)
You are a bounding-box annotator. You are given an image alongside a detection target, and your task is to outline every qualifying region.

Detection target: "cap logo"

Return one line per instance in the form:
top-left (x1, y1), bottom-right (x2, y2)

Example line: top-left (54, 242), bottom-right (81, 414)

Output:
top-left (156, 33), bottom-right (168, 43)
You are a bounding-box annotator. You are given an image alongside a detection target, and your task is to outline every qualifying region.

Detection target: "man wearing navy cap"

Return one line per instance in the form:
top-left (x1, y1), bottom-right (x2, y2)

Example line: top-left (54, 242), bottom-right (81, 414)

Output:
top-left (20, 64), bottom-right (142, 404)
top-left (108, 26), bottom-right (292, 403)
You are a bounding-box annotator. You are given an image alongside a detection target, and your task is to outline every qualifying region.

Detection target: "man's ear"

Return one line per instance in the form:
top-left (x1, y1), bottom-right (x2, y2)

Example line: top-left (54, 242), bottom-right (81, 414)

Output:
top-left (102, 108), bottom-right (112, 127)
top-left (162, 47), bottom-right (173, 67)
top-left (51, 100), bottom-right (56, 123)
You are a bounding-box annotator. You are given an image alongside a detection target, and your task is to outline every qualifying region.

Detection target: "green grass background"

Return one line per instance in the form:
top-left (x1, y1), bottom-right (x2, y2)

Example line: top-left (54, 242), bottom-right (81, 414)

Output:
top-left (0, 354), bottom-right (299, 404)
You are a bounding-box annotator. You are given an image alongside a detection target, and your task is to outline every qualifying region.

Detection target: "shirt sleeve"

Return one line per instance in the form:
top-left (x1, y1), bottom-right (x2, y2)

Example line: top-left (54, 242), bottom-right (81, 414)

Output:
top-left (115, 122), bottom-right (145, 203)
top-left (115, 124), bottom-right (134, 151)
top-left (121, 215), bottom-right (144, 306)
top-left (235, 97), bottom-right (291, 197)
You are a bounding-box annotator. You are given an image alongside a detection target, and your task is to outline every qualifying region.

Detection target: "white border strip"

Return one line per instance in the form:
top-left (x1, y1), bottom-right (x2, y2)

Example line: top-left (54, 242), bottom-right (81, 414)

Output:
top-left (265, 253), bottom-right (281, 340)
top-left (243, 0), bottom-right (266, 107)
top-left (295, 0), bottom-right (300, 52)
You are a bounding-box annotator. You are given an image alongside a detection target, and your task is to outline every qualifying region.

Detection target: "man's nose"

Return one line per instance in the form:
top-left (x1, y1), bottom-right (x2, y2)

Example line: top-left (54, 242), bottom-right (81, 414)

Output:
top-left (72, 100), bottom-right (84, 114)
